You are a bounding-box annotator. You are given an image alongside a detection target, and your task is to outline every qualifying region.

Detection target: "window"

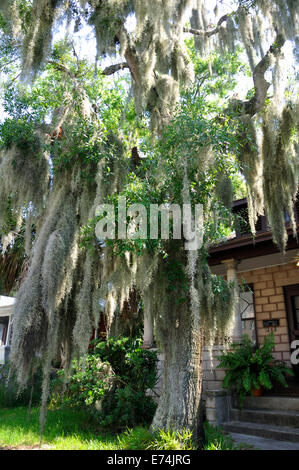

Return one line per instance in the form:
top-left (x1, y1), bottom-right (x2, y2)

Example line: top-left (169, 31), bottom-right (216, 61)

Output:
top-left (291, 296), bottom-right (299, 330)
top-left (0, 317), bottom-right (9, 346)
top-left (238, 285), bottom-right (257, 345)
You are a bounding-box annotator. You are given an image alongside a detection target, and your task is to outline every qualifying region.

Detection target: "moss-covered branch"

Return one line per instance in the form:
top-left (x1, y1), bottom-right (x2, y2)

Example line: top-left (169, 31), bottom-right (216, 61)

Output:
top-left (183, 13), bottom-right (234, 38)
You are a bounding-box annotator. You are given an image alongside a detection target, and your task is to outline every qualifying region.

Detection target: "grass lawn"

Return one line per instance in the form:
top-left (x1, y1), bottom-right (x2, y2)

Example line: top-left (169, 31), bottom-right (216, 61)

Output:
top-left (0, 407), bottom-right (133, 450)
top-left (0, 406), bottom-right (252, 450)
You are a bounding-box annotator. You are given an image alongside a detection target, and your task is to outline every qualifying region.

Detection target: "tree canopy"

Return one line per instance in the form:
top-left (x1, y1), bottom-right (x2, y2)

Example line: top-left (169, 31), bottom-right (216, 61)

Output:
top-left (0, 0), bottom-right (298, 434)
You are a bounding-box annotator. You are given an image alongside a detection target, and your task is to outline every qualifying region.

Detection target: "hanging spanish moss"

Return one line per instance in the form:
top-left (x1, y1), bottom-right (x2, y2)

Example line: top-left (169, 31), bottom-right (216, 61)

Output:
top-left (198, 263), bottom-right (236, 348)
top-left (0, 0), bottom-right (10, 13)
top-left (262, 103), bottom-right (299, 251)
top-left (190, 0), bottom-right (211, 55)
top-left (0, 136), bottom-right (49, 240)
top-left (237, 7), bottom-right (260, 71)
top-left (9, 185), bottom-right (70, 388)
top-left (21, 0), bottom-right (63, 80)
top-left (73, 250), bottom-right (101, 357)
top-left (89, 0), bottom-right (131, 58)
top-left (215, 173), bottom-right (234, 211)
top-left (0, 0), bottom-right (298, 434)
top-left (218, 16), bottom-right (238, 54)
top-left (0, 0), bottom-right (22, 37)
top-left (237, 114), bottom-right (264, 234)
top-left (258, 0), bottom-right (299, 42)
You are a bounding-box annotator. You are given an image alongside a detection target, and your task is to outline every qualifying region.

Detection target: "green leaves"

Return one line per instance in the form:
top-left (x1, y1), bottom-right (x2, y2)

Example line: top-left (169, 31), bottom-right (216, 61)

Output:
top-left (0, 118), bottom-right (40, 152)
top-left (217, 333), bottom-right (294, 404)
top-left (185, 40), bottom-right (250, 106)
top-left (53, 336), bottom-right (158, 432)
top-left (51, 117), bottom-right (106, 175)
top-left (243, 367), bottom-right (252, 392)
top-left (258, 369), bottom-right (272, 389)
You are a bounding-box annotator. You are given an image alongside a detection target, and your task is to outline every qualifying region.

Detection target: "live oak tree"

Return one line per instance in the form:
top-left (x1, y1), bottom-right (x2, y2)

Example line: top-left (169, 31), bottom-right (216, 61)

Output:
top-left (0, 0), bottom-right (298, 435)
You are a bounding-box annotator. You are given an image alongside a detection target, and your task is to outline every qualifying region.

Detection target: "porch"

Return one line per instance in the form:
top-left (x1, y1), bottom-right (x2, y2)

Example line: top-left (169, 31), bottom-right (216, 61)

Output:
top-left (203, 197), bottom-right (299, 449)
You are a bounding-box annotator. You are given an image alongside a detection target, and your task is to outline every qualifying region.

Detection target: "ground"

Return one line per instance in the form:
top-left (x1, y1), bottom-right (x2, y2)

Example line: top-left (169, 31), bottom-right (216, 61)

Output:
top-left (0, 407), bottom-right (251, 450)
top-left (0, 407), bottom-right (126, 450)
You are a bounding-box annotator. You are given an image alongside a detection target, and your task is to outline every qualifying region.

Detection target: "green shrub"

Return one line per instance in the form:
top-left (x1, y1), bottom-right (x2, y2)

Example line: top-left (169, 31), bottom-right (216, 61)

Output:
top-left (117, 426), bottom-right (154, 450)
top-left (51, 336), bottom-right (158, 432)
top-left (117, 427), bottom-right (197, 450)
top-left (203, 422), bottom-right (237, 450)
top-left (203, 422), bottom-right (254, 450)
top-left (147, 428), bottom-right (197, 450)
top-left (55, 356), bottom-right (114, 408)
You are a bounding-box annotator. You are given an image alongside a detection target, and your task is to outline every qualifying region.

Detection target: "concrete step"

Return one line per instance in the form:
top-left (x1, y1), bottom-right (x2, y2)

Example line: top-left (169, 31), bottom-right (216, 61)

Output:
top-left (230, 432), bottom-right (299, 450)
top-left (230, 408), bottom-right (299, 428)
top-left (223, 420), bottom-right (299, 443)
top-left (240, 396), bottom-right (299, 412)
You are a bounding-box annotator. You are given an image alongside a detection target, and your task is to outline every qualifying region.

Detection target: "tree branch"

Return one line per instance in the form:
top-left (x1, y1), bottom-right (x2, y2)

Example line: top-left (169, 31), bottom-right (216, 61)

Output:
top-left (245, 33), bottom-right (285, 115)
top-left (184, 3), bottom-right (286, 119)
top-left (219, 33), bottom-right (286, 119)
top-left (48, 60), bottom-right (129, 78)
top-left (184, 2), bottom-right (258, 39)
top-left (47, 60), bottom-right (76, 78)
top-left (101, 62), bottom-right (129, 75)
top-left (209, 32), bottom-right (287, 136)
top-left (183, 13), bottom-right (233, 38)
top-left (193, 72), bottom-right (210, 98)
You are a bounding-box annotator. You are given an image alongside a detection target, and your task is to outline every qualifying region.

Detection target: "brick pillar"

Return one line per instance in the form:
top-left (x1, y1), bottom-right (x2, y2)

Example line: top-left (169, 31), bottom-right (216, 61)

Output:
top-left (205, 390), bottom-right (230, 426)
top-left (203, 258), bottom-right (241, 423)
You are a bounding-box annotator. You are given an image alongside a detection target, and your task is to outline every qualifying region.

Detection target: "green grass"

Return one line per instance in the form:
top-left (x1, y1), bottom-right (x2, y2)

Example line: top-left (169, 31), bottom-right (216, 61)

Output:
top-left (0, 407), bottom-right (253, 450)
top-left (0, 407), bottom-right (131, 450)
top-left (203, 422), bottom-right (253, 450)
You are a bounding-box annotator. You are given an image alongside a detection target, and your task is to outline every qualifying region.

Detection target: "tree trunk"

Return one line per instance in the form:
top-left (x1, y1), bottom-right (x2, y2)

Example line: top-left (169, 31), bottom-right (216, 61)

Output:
top-left (151, 301), bottom-right (204, 436)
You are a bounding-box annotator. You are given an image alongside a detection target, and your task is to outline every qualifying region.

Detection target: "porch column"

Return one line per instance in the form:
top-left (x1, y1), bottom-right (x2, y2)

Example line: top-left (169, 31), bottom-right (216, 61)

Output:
top-left (143, 295), bottom-right (154, 349)
top-left (221, 258), bottom-right (242, 341)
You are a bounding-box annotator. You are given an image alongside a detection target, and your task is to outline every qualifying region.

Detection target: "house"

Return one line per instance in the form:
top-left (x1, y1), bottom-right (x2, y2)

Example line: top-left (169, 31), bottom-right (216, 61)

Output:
top-left (203, 197), bottom-right (299, 447)
top-left (0, 295), bottom-right (15, 365)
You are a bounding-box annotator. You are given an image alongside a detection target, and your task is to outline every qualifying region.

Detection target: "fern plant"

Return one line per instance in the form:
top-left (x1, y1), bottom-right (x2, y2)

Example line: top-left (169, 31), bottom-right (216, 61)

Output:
top-left (217, 333), bottom-right (294, 404)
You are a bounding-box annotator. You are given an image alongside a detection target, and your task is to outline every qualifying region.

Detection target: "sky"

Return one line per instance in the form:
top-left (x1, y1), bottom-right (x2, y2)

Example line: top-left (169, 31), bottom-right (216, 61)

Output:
top-left (0, 1), bottom-right (297, 123)
top-left (52, 1), bottom-right (297, 103)
top-left (53, 5), bottom-right (253, 102)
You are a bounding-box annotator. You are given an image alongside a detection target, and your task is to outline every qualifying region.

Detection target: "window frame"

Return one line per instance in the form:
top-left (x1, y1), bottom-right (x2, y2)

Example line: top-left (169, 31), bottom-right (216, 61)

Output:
top-left (239, 282), bottom-right (258, 346)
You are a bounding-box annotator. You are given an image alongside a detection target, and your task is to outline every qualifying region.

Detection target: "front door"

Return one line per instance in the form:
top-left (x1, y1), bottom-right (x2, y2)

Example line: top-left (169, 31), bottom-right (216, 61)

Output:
top-left (284, 284), bottom-right (299, 379)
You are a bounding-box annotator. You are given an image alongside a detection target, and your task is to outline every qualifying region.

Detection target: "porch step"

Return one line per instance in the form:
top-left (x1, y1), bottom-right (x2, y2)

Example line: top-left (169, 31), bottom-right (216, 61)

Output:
top-left (230, 432), bottom-right (299, 450)
top-left (230, 408), bottom-right (299, 428)
top-left (223, 420), bottom-right (299, 443)
top-left (241, 396), bottom-right (299, 412)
